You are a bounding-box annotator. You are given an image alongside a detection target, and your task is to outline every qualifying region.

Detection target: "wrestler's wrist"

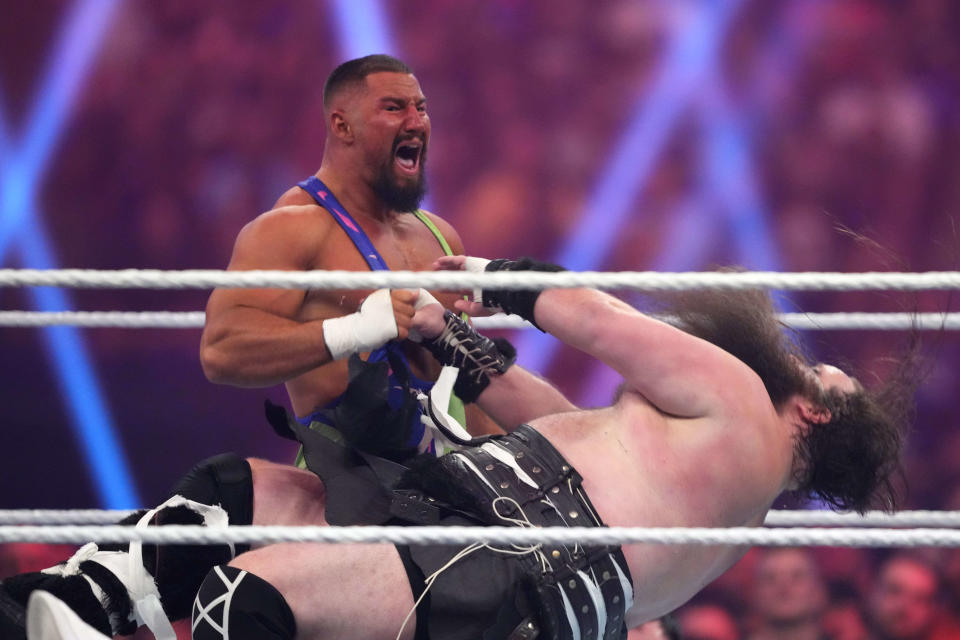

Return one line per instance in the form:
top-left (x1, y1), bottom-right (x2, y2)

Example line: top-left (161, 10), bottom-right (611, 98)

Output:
top-left (321, 289), bottom-right (399, 360)
top-left (481, 257), bottom-right (566, 331)
top-left (423, 310), bottom-right (516, 403)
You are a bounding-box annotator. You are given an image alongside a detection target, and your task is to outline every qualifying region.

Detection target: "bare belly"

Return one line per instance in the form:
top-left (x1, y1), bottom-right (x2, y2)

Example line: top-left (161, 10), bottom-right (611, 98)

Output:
top-left (527, 404), bottom-right (776, 623)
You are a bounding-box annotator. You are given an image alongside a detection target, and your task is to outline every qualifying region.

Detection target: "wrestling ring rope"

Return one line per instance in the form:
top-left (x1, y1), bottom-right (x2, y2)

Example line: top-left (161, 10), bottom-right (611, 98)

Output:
top-left (1, 268), bottom-right (959, 330)
top-left (4, 267), bottom-right (960, 551)
top-left (1, 311), bottom-right (959, 330)
top-left (5, 509), bottom-right (960, 527)
top-left (3, 524), bottom-right (960, 548)
top-left (1, 267), bottom-right (960, 291)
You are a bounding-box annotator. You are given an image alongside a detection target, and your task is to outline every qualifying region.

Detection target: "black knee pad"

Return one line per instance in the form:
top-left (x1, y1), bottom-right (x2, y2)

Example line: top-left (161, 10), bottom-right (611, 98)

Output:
top-left (192, 565), bottom-right (296, 640)
top-left (92, 453), bottom-right (254, 625)
top-left (169, 452), bottom-right (254, 530)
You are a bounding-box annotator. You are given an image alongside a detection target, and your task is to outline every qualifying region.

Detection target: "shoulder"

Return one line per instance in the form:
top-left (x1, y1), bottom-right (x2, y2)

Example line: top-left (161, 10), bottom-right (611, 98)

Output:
top-left (240, 202), bottom-right (333, 242)
top-left (273, 185), bottom-right (316, 208)
top-left (417, 209), bottom-right (465, 255)
top-left (229, 202), bottom-right (335, 270)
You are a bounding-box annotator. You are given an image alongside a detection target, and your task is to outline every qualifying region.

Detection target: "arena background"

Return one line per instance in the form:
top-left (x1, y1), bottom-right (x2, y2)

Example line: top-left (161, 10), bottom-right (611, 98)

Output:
top-left (2, 1), bottom-right (960, 637)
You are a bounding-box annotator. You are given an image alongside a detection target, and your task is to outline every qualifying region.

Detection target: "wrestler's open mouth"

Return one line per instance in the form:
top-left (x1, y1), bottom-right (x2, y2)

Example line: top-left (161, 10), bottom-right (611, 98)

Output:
top-left (394, 141), bottom-right (422, 174)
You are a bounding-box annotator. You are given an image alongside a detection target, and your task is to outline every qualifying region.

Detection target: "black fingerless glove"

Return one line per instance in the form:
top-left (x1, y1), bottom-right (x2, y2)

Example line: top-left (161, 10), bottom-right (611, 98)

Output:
top-left (423, 311), bottom-right (517, 403)
top-left (482, 257), bottom-right (566, 331)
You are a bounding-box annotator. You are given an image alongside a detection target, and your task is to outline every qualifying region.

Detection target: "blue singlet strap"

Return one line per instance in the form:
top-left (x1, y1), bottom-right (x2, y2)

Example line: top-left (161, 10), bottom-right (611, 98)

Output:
top-left (297, 176), bottom-right (390, 271)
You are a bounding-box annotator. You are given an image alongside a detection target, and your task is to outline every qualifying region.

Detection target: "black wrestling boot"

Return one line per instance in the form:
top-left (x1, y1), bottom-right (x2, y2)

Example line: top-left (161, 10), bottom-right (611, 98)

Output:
top-left (0, 509), bottom-right (150, 638)
top-left (1, 570), bottom-right (115, 637)
top-left (0, 582), bottom-right (28, 640)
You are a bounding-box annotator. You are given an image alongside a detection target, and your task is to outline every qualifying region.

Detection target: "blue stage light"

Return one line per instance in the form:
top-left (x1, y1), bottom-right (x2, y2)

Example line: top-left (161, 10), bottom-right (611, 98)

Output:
top-left (328, 0), bottom-right (397, 59)
top-left (18, 216), bottom-right (139, 508)
top-left (513, 0), bottom-right (748, 376)
top-left (0, 0), bottom-right (138, 508)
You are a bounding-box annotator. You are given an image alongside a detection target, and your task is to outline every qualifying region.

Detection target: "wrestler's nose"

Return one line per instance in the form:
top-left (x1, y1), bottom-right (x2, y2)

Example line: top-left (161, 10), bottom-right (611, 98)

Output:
top-left (402, 105), bottom-right (427, 134)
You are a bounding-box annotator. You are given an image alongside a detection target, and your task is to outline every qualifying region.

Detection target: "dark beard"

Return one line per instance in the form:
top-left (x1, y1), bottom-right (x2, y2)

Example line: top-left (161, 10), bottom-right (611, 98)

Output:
top-left (654, 283), bottom-right (814, 409)
top-left (371, 152), bottom-right (427, 213)
top-left (656, 273), bottom-right (917, 513)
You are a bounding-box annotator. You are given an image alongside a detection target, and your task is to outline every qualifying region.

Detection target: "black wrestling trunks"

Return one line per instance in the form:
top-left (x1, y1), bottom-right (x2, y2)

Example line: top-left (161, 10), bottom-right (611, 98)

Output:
top-left (392, 425), bottom-right (634, 640)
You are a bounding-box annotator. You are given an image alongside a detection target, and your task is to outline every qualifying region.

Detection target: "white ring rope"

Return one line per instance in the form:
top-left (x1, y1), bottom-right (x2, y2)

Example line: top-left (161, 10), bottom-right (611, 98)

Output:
top-left (0, 311), bottom-right (207, 328)
top-left (2, 525), bottom-right (960, 548)
top-left (3, 509), bottom-right (959, 527)
top-left (762, 510), bottom-right (960, 527)
top-left (1, 269), bottom-right (959, 292)
top-left (0, 311), bottom-right (957, 331)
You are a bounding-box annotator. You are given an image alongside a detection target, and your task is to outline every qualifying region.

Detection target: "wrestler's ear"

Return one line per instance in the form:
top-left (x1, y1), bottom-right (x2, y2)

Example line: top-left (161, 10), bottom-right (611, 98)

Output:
top-left (798, 400), bottom-right (831, 425)
top-left (330, 110), bottom-right (354, 143)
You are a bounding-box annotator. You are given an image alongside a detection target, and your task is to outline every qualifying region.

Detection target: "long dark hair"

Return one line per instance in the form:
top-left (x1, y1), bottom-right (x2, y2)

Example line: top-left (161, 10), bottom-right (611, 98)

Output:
top-left (657, 282), bottom-right (917, 513)
top-left (792, 343), bottom-right (918, 512)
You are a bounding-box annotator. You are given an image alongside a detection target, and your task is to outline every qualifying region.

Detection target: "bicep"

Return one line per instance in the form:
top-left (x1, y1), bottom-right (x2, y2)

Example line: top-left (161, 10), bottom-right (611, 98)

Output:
top-left (537, 290), bottom-right (751, 418)
top-left (598, 308), bottom-right (752, 418)
top-left (205, 210), bottom-right (322, 325)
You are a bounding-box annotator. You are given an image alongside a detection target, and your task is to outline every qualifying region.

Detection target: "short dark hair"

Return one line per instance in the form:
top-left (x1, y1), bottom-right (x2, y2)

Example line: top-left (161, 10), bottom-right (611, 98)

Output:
top-left (323, 54), bottom-right (414, 108)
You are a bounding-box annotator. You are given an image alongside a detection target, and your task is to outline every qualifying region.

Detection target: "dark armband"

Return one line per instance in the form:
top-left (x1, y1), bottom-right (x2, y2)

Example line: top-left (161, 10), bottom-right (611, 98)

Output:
top-left (423, 310), bottom-right (516, 403)
top-left (482, 257), bottom-right (566, 331)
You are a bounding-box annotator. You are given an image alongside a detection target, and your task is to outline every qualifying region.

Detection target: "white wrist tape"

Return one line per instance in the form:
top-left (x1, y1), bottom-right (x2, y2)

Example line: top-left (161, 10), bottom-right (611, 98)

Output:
top-left (463, 256), bottom-right (491, 305)
top-left (322, 288), bottom-right (399, 360)
top-left (408, 288), bottom-right (441, 343)
top-left (414, 288), bottom-right (440, 310)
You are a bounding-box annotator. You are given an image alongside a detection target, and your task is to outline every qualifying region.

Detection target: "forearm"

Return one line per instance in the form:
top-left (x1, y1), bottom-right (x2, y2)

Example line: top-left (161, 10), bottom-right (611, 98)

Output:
top-left (200, 306), bottom-right (332, 387)
top-left (532, 287), bottom-right (732, 418)
top-left (475, 365), bottom-right (577, 430)
top-left (413, 298), bottom-right (577, 426)
top-left (532, 288), bottom-right (634, 361)
top-left (462, 403), bottom-right (506, 436)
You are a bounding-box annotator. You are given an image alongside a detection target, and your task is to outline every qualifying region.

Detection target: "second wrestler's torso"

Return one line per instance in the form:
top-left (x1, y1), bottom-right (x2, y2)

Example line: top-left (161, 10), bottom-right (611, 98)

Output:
top-left (529, 389), bottom-right (792, 625)
top-left (275, 186), bottom-right (462, 418)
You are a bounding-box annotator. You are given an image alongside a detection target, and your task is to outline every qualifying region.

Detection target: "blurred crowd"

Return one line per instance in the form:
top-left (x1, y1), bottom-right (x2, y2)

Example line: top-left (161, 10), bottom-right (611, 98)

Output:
top-left (3, 0), bottom-right (960, 634)
top-left (671, 546), bottom-right (960, 640)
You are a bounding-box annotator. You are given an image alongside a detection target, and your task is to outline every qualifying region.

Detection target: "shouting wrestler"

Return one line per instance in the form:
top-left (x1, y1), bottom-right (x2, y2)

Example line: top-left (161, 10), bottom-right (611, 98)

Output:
top-left (25, 256), bottom-right (914, 639)
top-left (0, 54), bottom-right (501, 639)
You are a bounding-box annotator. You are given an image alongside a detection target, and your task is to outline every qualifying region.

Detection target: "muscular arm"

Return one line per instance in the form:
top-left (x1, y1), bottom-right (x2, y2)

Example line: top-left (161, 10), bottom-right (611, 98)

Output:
top-left (475, 364), bottom-right (577, 429)
top-left (200, 206), bottom-right (338, 387)
top-left (413, 299), bottom-right (576, 429)
top-left (531, 288), bottom-right (755, 418)
top-left (419, 214), bottom-right (513, 435)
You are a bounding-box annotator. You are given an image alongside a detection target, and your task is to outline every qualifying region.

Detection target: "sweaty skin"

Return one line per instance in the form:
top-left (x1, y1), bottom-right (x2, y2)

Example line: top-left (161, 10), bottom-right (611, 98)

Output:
top-left (427, 255), bottom-right (860, 626)
top-left (199, 71), bottom-right (497, 432)
top-left (224, 276), bottom-right (859, 639)
top-left (491, 289), bottom-right (855, 625)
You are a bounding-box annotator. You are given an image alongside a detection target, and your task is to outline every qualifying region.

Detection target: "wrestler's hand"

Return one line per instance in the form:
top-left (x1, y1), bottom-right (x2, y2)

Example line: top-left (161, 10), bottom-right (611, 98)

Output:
top-left (321, 288), bottom-right (418, 359)
top-left (432, 255), bottom-right (498, 317)
top-left (409, 288), bottom-right (446, 342)
top-left (437, 255), bottom-right (565, 330)
top-left (391, 288), bottom-right (419, 341)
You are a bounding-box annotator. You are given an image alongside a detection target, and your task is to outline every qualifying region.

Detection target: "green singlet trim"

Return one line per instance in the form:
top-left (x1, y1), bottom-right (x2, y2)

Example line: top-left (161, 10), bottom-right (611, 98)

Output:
top-left (295, 209), bottom-right (466, 469)
top-left (414, 209), bottom-right (468, 428)
top-left (413, 209), bottom-right (453, 254)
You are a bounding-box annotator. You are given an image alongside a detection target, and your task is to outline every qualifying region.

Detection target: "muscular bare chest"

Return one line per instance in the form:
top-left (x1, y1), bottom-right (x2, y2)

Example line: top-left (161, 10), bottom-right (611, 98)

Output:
top-left (303, 212), bottom-right (460, 316)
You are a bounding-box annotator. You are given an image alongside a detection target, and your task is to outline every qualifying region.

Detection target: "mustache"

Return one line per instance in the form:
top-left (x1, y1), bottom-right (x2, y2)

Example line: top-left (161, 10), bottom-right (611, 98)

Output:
top-left (392, 135), bottom-right (426, 152)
